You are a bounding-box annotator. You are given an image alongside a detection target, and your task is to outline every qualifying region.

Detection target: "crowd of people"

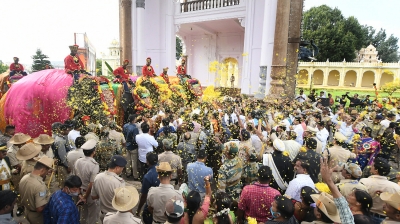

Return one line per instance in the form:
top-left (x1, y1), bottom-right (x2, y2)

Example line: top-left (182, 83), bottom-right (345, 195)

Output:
top-left (1, 88), bottom-right (400, 224)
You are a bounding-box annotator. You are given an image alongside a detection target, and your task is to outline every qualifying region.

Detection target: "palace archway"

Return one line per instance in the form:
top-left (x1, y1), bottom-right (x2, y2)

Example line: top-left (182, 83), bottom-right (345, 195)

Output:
top-left (313, 70), bottom-right (324, 85)
top-left (362, 71), bottom-right (375, 87)
top-left (344, 70), bottom-right (356, 87)
top-left (327, 70), bottom-right (339, 86)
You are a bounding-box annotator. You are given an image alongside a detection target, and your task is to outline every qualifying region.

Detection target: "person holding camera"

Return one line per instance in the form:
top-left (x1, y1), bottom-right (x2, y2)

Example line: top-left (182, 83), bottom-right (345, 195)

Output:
top-left (295, 89), bottom-right (307, 103)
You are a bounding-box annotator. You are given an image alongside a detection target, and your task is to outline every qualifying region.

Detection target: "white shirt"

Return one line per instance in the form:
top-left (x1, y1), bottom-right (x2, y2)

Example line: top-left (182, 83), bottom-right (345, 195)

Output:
top-left (380, 119), bottom-right (391, 129)
top-left (67, 148), bottom-right (84, 173)
top-left (293, 124), bottom-right (304, 145)
top-left (135, 121), bottom-right (143, 134)
top-left (251, 134), bottom-right (262, 155)
top-left (316, 128), bottom-right (329, 152)
top-left (282, 119), bottom-right (291, 131)
top-left (296, 94), bottom-right (307, 103)
top-left (239, 115), bottom-right (246, 125)
top-left (285, 174), bottom-right (316, 202)
top-left (136, 133), bottom-right (158, 163)
top-left (224, 113), bottom-right (238, 126)
top-left (68, 130), bottom-right (81, 149)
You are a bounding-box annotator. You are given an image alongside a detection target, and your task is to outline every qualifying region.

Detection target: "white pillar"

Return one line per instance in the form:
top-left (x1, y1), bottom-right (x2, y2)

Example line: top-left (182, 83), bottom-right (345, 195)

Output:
top-left (255, 0), bottom-right (277, 98)
top-left (165, 0), bottom-right (176, 72)
top-left (136, 0), bottom-right (145, 75)
top-left (131, 1), bottom-right (137, 72)
top-left (240, 1), bottom-right (255, 94)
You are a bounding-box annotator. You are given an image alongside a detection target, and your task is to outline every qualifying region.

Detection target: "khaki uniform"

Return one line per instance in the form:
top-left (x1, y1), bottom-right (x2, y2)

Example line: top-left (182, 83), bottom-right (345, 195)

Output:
top-left (67, 148), bottom-right (84, 174)
top-left (323, 145), bottom-right (357, 183)
top-left (103, 211), bottom-right (141, 224)
top-left (38, 152), bottom-right (59, 194)
top-left (108, 130), bottom-right (126, 150)
top-left (85, 132), bottom-right (100, 142)
top-left (92, 171), bottom-right (125, 218)
top-left (125, 149), bottom-right (139, 178)
top-left (20, 160), bottom-right (36, 177)
top-left (364, 121), bottom-right (385, 138)
top-left (19, 173), bottom-right (49, 224)
top-left (360, 175), bottom-right (400, 216)
top-left (74, 157), bottom-right (100, 224)
top-left (158, 151), bottom-right (182, 180)
top-left (336, 179), bottom-right (367, 197)
top-left (7, 145), bottom-right (22, 190)
top-left (147, 184), bottom-right (183, 223)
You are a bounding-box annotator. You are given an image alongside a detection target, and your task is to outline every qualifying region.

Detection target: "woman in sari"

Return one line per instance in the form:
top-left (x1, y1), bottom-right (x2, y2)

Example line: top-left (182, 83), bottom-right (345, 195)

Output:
top-left (353, 127), bottom-right (381, 170)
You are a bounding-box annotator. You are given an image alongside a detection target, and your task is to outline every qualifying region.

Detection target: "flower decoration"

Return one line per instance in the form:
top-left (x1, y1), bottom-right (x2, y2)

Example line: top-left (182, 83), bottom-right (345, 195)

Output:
top-left (315, 182), bottom-right (331, 194)
top-left (247, 217), bottom-right (257, 224)
top-left (353, 134), bottom-right (361, 143)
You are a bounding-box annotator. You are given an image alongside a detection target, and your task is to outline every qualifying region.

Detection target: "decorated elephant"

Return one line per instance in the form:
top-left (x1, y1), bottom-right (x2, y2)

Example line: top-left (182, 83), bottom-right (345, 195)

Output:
top-left (0, 69), bottom-right (116, 137)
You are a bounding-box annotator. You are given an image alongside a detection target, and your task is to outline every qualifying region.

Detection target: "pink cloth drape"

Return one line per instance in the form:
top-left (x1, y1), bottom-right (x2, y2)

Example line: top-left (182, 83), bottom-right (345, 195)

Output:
top-left (4, 69), bottom-right (72, 137)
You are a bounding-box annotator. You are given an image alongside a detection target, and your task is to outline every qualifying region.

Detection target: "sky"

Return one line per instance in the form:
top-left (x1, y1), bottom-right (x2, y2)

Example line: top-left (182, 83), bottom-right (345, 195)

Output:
top-left (0, 0), bottom-right (399, 65)
top-left (304, 0), bottom-right (400, 42)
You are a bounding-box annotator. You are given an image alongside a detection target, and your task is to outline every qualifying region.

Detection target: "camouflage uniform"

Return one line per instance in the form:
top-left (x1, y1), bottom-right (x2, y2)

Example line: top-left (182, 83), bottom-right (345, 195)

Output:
top-left (242, 161), bottom-right (259, 185)
top-left (95, 137), bottom-right (117, 170)
top-left (217, 156), bottom-right (243, 200)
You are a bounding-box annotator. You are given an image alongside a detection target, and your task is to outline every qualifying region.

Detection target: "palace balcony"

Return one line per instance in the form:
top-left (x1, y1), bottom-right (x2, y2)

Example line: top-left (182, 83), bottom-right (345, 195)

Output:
top-left (175, 0), bottom-right (246, 24)
top-left (180, 0), bottom-right (240, 13)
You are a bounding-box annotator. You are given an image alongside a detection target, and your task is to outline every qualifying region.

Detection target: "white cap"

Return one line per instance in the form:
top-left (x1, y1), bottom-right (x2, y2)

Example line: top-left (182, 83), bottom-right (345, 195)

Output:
top-left (81, 139), bottom-right (97, 150)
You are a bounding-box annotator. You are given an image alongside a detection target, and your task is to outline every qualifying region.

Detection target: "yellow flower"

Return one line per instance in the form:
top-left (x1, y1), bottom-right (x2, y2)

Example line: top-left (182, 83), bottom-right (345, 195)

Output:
top-left (353, 134), bottom-right (361, 142)
top-left (283, 151), bottom-right (289, 157)
top-left (300, 146), bottom-right (307, 152)
top-left (315, 182), bottom-right (331, 194)
top-left (247, 217), bottom-right (257, 224)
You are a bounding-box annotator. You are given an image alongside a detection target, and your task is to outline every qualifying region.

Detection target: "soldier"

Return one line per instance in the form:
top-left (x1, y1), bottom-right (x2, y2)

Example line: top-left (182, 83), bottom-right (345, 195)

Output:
top-left (16, 143), bottom-right (42, 177)
top-left (34, 134), bottom-right (59, 193)
top-left (103, 186), bottom-right (141, 224)
top-left (73, 139), bottom-right (100, 224)
top-left (217, 142), bottom-right (243, 200)
top-left (147, 162), bottom-right (183, 223)
top-left (7, 133), bottom-right (31, 190)
top-left (92, 155), bottom-right (127, 222)
top-left (0, 143), bottom-right (12, 191)
top-left (53, 123), bottom-right (71, 186)
top-left (19, 156), bottom-right (53, 224)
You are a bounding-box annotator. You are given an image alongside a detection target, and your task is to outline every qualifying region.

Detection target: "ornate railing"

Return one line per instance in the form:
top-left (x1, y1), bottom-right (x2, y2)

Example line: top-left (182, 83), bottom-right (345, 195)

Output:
top-left (180, 0), bottom-right (240, 13)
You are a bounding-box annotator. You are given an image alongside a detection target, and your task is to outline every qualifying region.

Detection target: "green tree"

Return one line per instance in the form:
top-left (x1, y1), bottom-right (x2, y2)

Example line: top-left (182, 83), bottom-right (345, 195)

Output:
top-left (303, 5), bottom-right (365, 62)
top-left (96, 59), bottom-right (103, 76)
top-left (31, 49), bottom-right (52, 72)
top-left (0, 60), bottom-right (9, 74)
top-left (176, 36), bottom-right (183, 59)
top-left (362, 26), bottom-right (399, 62)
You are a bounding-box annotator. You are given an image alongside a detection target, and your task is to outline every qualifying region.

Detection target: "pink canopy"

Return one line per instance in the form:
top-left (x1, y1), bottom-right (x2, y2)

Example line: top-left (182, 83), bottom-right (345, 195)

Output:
top-left (4, 69), bottom-right (73, 137)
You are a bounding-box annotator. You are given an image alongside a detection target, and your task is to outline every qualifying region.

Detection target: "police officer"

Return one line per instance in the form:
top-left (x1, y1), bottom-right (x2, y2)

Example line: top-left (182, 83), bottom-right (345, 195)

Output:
top-left (103, 186), bottom-right (141, 224)
top-left (92, 155), bottom-right (127, 222)
top-left (19, 156), bottom-right (54, 224)
top-left (7, 133), bottom-right (31, 190)
top-left (73, 139), bottom-right (100, 224)
top-left (16, 143), bottom-right (42, 177)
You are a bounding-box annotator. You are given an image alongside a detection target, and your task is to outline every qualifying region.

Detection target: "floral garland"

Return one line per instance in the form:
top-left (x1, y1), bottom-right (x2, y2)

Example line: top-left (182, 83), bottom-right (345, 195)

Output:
top-left (212, 208), bottom-right (230, 218)
top-left (132, 86), bottom-right (152, 111)
top-left (96, 78), bottom-right (117, 116)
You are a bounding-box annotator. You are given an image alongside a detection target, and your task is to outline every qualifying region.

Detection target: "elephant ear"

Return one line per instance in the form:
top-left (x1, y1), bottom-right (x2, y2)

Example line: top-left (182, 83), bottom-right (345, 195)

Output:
top-left (104, 61), bottom-right (114, 74)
